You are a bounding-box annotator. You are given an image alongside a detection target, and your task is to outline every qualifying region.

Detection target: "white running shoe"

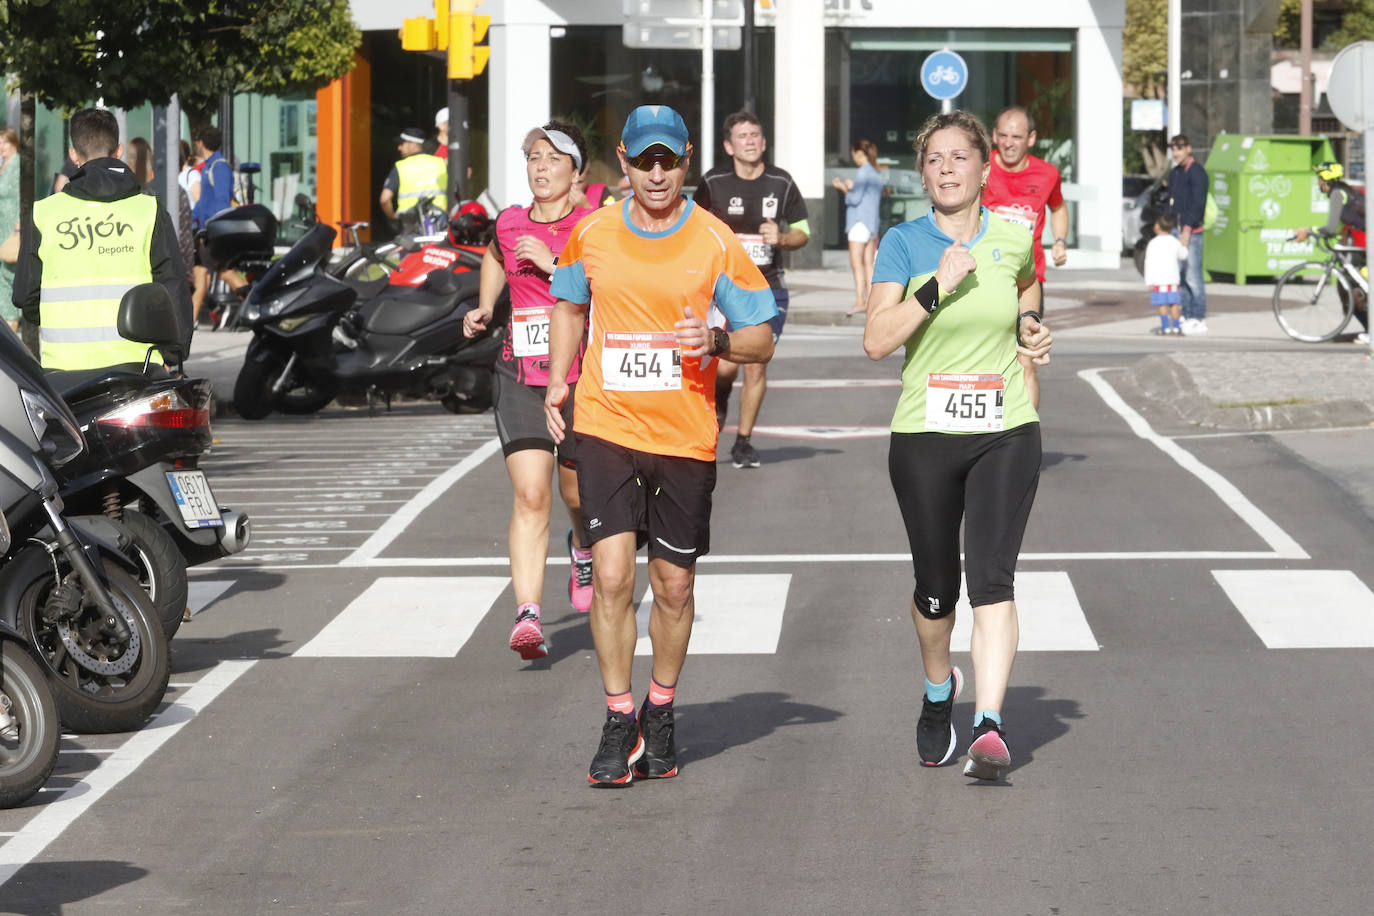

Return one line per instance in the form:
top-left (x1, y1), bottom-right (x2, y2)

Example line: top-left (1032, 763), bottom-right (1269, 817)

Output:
top-left (1357, 332), bottom-right (1370, 345)
top-left (1189, 320), bottom-right (1208, 334)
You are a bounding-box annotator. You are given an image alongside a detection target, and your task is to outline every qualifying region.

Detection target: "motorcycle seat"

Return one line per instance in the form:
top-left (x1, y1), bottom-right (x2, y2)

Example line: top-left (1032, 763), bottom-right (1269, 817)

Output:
top-left (46, 363), bottom-right (170, 401)
top-left (360, 270), bottom-right (478, 336)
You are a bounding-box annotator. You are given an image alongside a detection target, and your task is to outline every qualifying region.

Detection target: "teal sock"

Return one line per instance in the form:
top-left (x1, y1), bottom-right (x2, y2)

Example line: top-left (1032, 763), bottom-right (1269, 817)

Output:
top-left (924, 675), bottom-right (953, 703)
top-left (974, 709), bottom-right (1002, 728)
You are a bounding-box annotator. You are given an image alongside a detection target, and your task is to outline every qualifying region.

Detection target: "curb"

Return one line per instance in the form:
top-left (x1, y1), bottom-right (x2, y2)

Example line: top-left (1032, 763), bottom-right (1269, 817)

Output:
top-left (1126, 353), bottom-right (1374, 432)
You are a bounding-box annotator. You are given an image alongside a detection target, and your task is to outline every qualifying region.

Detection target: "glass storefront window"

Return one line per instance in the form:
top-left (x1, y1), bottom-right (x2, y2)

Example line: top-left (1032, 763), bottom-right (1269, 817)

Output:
top-left (233, 92), bottom-right (318, 240)
top-left (824, 27), bottom-right (1076, 246)
top-left (549, 26), bottom-right (775, 190)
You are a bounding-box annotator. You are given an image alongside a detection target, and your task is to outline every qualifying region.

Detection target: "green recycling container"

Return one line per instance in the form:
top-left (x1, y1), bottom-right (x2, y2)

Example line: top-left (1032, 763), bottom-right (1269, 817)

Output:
top-left (1204, 134), bottom-right (1337, 284)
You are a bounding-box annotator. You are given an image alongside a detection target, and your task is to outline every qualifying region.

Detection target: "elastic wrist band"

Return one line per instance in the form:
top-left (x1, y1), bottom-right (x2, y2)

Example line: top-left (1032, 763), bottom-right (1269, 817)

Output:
top-left (1019, 310), bottom-right (1042, 323)
top-left (913, 276), bottom-right (941, 315)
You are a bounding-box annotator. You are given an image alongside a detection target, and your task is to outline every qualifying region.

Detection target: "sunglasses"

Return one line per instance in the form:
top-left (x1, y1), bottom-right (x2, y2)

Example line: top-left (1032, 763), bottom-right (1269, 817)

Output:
top-left (624, 145), bottom-right (687, 172)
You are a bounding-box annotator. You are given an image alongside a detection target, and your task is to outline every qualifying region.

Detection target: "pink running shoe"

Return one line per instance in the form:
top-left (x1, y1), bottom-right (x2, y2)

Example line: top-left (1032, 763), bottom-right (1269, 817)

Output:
top-left (567, 529), bottom-right (593, 613)
top-left (509, 605), bottom-right (548, 660)
top-left (964, 719), bottom-right (1011, 780)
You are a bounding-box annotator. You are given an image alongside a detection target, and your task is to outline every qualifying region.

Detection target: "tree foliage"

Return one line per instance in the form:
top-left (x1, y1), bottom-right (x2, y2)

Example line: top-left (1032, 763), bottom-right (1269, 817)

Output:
top-left (1123, 0), bottom-right (1169, 98)
top-left (0, 0), bottom-right (359, 120)
top-left (1274, 0), bottom-right (1302, 49)
top-left (1326, 0), bottom-right (1374, 48)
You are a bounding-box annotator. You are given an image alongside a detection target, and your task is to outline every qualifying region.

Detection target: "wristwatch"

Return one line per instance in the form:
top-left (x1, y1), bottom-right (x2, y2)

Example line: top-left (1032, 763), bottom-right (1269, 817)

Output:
top-left (708, 327), bottom-right (731, 357)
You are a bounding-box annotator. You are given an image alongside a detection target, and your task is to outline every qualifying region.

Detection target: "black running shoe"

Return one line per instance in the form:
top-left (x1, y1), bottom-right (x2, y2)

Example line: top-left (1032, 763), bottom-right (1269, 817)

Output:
top-left (633, 703), bottom-right (678, 779)
top-left (588, 712), bottom-right (644, 787)
top-left (730, 437), bottom-right (761, 469)
top-left (916, 665), bottom-right (963, 766)
top-left (964, 718), bottom-right (1011, 780)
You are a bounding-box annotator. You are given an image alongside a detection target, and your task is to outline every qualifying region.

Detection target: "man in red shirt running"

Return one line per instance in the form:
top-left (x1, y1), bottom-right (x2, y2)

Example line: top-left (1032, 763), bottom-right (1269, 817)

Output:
top-left (982, 106), bottom-right (1068, 286)
top-left (982, 106), bottom-right (1068, 407)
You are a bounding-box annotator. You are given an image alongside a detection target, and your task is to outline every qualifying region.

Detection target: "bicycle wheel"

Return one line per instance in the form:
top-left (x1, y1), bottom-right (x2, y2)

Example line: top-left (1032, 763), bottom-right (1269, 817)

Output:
top-left (1272, 260), bottom-right (1355, 342)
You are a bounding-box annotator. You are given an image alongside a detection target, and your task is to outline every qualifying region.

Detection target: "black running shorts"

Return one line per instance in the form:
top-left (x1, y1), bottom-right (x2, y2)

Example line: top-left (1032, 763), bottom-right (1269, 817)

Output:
top-left (493, 373), bottom-right (577, 467)
top-left (574, 433), bottom-right (716, 568)
top-left (888, 423), bottom-right (1041, 617)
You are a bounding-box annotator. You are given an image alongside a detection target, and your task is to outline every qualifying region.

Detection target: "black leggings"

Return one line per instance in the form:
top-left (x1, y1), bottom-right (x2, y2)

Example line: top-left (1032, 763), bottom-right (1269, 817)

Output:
top-left (888, 423), bottom-right (1041, 618)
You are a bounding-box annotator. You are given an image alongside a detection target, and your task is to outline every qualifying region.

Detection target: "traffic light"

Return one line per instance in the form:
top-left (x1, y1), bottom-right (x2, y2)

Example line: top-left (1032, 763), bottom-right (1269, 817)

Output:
top-left (400, 16), bottom-right (436, 51)
top-left (448, 0), bottom-right (490, 80)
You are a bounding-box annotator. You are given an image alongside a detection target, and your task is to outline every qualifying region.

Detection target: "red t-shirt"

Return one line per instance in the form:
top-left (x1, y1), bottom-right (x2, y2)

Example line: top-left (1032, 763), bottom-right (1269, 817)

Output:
top-left (982, 152), bottom-right (1064, 282)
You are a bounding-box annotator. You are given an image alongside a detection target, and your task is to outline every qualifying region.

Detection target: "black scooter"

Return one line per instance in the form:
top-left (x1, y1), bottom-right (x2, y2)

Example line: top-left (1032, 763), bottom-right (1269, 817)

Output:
top-left (50, 359), bottom-right (251, 640)
top-left (0, 286), bottom-right (176, 735)
top-left (209, 208), bottom-right (501, 420)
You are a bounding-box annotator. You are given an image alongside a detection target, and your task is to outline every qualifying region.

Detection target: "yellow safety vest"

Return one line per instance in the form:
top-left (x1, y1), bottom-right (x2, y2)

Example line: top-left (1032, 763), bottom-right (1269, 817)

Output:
top-left (395, 154), bottom-right (447, 214)
top-left (33, 191), bottom-right (159, 370)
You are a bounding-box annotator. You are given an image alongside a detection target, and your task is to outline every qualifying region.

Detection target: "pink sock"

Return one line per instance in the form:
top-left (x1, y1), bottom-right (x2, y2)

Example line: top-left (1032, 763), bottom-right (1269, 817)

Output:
top-left (605, 690), bottom-right (635, 717)
top-left (572, 543), bottom-right (592, 561)
top-left (646, 677), bottom-right (675, 710)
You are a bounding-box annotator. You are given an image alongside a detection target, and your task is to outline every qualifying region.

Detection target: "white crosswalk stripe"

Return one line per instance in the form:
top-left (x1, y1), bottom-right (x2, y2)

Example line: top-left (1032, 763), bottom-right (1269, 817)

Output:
top-left (1212, 569), bottom-right (1374, 648)
top-left (950, 571), bottom-right (1099, 651)
top-left (634, 574), bottom-right (791, 655)
top-left (293, 576), bottom-right (509, 657)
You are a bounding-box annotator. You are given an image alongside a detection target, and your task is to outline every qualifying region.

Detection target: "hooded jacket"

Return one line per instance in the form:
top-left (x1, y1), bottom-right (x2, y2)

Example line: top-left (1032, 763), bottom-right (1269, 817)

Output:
top-left (13, 156), bottom-right (193, 353)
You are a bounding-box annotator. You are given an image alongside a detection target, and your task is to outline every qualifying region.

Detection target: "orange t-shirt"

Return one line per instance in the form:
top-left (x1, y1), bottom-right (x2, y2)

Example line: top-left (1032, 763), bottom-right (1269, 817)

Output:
top-left (550, 198), bottom-right (776, 460)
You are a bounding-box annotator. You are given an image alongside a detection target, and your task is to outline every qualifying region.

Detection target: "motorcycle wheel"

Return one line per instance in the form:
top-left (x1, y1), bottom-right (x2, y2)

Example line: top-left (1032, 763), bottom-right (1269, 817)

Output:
top-left (233, 352), bottom-right (338, 419)
top-left (115, 509), bottom-right (190, 641)
top-left (0, 638), bottom-right (60, 808)
top-left (17, 557), bottom-right (171, 734)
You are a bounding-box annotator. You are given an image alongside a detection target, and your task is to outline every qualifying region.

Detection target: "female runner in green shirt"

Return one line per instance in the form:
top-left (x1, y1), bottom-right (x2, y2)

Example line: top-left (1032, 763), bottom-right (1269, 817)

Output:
top-left (863, 110), bottom-right (1053, 781)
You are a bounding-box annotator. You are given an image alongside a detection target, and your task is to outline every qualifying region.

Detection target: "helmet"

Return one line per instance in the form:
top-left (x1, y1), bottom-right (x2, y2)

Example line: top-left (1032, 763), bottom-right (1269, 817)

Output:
top-left (1316, 161), bottom-right (1344, 183)
top-left (448, 201), bottom-right (491, 246)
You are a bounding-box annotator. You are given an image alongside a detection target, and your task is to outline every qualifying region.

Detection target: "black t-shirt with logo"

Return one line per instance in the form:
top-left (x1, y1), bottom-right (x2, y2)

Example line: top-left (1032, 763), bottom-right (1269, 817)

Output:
top-left (693, 163), bottom-right (808, 289)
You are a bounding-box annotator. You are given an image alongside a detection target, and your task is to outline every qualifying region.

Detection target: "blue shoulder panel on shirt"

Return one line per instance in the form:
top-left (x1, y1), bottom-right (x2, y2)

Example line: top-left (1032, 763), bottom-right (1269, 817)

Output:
top-left (713, 274), bottom-right (778, 328)
top-left (550, 259), bottom-right (590, 304)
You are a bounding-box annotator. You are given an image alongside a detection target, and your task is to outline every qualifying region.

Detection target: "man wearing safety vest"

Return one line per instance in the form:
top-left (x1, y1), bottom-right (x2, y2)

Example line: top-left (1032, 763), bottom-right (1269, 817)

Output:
top-left (379, 127), bottom-right (448, 234)
top-left (13, 107), bottom-right (192, 369)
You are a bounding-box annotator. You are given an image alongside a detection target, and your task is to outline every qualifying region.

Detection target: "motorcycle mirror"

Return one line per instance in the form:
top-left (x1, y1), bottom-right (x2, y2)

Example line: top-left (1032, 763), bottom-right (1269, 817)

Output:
top-left (295, 193), bottom-right (313, 211)
top-left (117, 283), bottom-right (183, 350)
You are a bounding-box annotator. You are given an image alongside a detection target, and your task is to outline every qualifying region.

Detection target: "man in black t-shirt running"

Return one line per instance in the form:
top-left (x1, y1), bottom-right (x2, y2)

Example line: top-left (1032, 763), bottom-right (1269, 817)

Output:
top-left (692, 110), bottom-right (810, 468)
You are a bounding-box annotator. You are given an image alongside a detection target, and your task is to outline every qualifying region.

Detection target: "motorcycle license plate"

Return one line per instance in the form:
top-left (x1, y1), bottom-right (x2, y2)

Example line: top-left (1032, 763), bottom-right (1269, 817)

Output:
top-left (166, 471), bottom-right (224, 529)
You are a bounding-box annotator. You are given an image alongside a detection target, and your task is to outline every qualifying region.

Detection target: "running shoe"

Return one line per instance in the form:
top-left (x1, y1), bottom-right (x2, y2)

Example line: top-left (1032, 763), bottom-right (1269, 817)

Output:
top-left (588, 712), bottom-right (644, 787)
top-left (963, 719), bottom-right (1011, 780)
top-left (508, 607), bottom-right (548, 660)
top-left (916, 665), bottom-right (964, 767)
top-left (1356, 331), bottom-right (1370, 345)
top-left (567, 529), bottom-right (593, 613)
top-left (633, 703), bottom-right (678, 779)
top-left (730, 437), bottom-right (761, 469)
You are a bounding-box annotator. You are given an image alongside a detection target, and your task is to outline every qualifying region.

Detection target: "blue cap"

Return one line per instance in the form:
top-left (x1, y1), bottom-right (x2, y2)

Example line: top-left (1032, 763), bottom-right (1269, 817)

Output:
top-left (620, 105), bottom-right (691, 157)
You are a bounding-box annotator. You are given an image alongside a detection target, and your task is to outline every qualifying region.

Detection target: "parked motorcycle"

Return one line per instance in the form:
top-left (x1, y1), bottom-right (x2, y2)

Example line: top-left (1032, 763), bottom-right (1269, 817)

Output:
top-left (0, 287), bottom-right (174, 734)
top-left (0, 508), bottom-right (61, 809)
top-left (221, 209), bottom-right (503, 420)
top-left (51, 358), bottom-right (251, 640)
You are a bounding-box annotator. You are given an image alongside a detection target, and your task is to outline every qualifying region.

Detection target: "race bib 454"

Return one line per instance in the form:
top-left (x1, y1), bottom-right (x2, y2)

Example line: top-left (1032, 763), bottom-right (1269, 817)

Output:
top-left (601, 331), bottom-right (682, 391)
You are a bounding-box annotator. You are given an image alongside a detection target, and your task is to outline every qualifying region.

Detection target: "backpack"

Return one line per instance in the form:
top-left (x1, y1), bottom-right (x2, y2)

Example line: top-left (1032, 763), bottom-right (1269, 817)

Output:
top-left (1203, 190), bottom-right (1218, 231)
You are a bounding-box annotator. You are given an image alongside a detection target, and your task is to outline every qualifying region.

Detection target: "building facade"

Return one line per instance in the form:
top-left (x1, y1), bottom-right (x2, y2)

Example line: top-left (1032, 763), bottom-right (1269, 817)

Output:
top-left (345, 0), bottom-right (1126, 265)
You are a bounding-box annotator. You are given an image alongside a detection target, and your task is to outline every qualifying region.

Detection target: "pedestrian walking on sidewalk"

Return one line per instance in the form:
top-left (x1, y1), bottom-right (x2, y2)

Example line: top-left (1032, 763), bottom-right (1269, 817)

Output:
top-left (832, 138), bottom-right (883, 318)
top-left (692, 109), bottom-right (809, 469)
top-left (862, 110), bottom-right (1052, 781)
top-left (1166, 134), bottom-right (1208, 334)
top-left (1144, 214), bottom-right (1187, 335)
top-left (463, 120), bottom-right (595, 660)
top-left (544, 105), bottom-right (777, 786)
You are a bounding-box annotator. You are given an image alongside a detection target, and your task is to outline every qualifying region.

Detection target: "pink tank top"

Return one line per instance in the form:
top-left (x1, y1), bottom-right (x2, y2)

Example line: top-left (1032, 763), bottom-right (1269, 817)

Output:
top-left (494, 204), bottom-right (592, 386)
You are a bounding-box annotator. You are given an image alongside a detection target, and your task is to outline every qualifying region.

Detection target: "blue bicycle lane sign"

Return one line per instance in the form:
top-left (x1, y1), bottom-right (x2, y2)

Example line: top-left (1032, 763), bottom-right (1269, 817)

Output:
top-left (921, 49), bottom-right (968, 101)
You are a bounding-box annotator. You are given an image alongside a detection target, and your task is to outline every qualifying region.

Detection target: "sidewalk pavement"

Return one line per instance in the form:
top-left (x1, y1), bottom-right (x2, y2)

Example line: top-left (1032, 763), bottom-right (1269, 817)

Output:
top-left (185, 252), bottom-right (1374, 432)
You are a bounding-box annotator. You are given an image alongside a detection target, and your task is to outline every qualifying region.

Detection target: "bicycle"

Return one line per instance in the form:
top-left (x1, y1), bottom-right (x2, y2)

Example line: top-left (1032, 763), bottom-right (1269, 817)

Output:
top-left (1271, 235), bottom-right (1369, 342)
top-left (330, 196), bottom-right (448, 282)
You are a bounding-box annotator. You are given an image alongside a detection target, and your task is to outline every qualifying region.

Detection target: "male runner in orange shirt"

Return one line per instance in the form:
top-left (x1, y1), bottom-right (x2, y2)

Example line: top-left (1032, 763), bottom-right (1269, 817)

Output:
top-left (545, 105), bottom-right (777, 786)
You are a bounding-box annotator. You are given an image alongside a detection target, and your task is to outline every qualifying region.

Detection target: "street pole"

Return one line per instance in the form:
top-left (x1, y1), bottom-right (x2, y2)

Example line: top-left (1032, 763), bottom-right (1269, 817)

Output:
top-left (701, 15), bottom-right (714, 175)
top-left (1168, 0), bottom-right (1181, 138)
top-left (448, 80), bottom-right (466, 207)
top-left (743, 0), bottom-right (755, 113)
top-left (1299, 0), bottom-right (1313, 136)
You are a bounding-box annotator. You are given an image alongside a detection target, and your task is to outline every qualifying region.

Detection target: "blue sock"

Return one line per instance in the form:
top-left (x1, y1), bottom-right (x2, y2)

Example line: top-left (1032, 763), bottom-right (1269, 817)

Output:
top-left (924, 675), bottom-right (953, 703)
top-left (1171, 317), bottom-right (1182, 330)
top-left (974, 709), bottom-right (1002, 728)
top-left (1160, 314), bottom-right (1170, 330)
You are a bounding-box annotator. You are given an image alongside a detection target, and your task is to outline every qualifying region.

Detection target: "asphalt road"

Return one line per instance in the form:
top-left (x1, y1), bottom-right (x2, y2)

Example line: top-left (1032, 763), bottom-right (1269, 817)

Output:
top-left (2, 324), bottom-right (1372, 914)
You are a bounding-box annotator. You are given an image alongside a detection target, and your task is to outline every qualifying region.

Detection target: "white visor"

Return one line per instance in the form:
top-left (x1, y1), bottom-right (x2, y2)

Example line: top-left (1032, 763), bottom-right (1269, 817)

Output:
top-left (526, 128), bottom-right (583, 172)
